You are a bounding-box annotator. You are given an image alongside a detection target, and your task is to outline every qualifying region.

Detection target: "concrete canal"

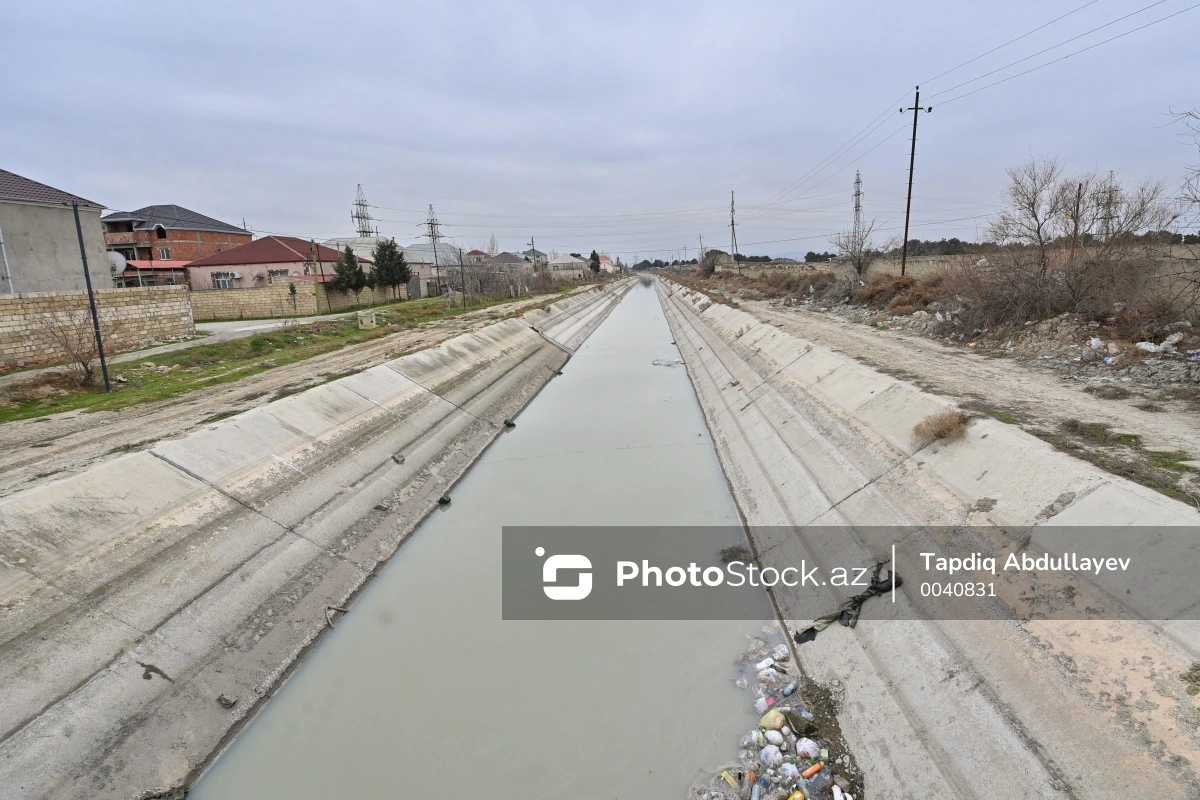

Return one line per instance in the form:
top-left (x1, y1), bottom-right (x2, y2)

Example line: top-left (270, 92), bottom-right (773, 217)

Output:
top-left (190, 280), bottom-right (772, 798)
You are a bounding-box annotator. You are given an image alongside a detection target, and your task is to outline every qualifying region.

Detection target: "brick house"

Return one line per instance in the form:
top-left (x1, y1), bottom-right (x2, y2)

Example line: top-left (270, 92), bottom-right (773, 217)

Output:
top-left (102, 205), bottom-right (251, 264)
top-left (186, 235), bottom-right (366, 290)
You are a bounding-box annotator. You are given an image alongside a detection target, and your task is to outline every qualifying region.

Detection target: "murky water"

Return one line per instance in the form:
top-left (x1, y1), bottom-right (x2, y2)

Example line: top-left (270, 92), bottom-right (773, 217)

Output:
top-left (191, 282), bottom-right (771, 799)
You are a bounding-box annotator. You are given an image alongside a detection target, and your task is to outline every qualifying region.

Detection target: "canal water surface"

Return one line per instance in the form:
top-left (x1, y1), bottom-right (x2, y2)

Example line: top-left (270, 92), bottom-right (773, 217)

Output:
top-left (191, 281), bottom-right (772, 799)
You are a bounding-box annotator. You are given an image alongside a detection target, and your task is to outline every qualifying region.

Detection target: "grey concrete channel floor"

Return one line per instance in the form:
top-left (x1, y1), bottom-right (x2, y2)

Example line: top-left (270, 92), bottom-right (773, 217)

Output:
top-left (189, 281), bottom-right (773, 799)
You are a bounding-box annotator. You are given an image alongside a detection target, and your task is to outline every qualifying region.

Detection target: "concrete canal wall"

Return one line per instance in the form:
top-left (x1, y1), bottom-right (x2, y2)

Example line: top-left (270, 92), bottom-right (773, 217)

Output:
top-left (655, 277), bottom-right (1200, 799)
top-left (0, 279), bottom-right (632, 800)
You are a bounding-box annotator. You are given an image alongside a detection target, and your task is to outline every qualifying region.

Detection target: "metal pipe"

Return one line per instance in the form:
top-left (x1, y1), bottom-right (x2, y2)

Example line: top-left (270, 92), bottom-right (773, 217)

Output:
top-left (0, 220), bottom-right (13, 293)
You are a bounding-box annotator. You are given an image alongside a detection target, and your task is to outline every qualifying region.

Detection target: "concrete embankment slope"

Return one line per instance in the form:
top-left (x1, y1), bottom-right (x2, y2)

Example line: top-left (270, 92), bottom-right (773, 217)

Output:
top-left (0, 279), bottom-right (632, 800)
top-left (654, 278), bottom-right (1200, 799)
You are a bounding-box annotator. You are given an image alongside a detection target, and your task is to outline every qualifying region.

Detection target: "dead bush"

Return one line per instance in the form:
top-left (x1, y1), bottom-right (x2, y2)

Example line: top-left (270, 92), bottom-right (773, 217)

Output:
top-left (38, 309), bottom-right (121, 386)
top-left (853, 273), bottom-right (941, 313)
top-left (1106, 294), bottom-right (1192, 343)
top-left (913, 409), bottom-right (970, 444)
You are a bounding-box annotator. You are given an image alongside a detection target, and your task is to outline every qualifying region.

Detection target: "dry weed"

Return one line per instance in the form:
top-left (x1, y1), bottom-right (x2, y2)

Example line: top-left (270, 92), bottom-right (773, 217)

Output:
top-left (913, 409), bottom-right (970, 444)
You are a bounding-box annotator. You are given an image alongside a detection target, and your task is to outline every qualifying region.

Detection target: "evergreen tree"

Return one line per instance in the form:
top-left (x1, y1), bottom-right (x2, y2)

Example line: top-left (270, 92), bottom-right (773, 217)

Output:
top-left (330, 246), bottom-right (367, 303)
top-left (371, 238), bottom-right (411, 299)
top-left (589, 250), bottom-right (601, 274)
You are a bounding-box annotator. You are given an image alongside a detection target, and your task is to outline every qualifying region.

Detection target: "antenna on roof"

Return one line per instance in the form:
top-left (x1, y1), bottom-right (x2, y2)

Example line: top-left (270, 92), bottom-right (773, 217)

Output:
top-left (352, 184), bottom-right (375, 238)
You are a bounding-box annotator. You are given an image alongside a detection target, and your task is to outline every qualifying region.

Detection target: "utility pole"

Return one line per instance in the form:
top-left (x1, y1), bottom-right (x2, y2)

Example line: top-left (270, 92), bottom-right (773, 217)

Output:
top-left (852, 170), bottom-right (863, 245)
top-left (71, 202), bottom-right (111, 393)
top-left (310, 240), bottom-right (327, 313)
top-left (425, 205), bottom-right (443, 294)
top-left (1069, 182), bottom-right (1083, 266)
top-left (899, 86), bottom-right (933, 277)
top-left (456, 246), bottom-right (467, 311)
top-left (729, 191), bottom-right (740, 274)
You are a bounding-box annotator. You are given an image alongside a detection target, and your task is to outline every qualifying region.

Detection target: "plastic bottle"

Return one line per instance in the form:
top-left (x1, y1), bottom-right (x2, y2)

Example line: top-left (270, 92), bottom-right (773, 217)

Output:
top-left (801, 761), bottom-right (824, 779)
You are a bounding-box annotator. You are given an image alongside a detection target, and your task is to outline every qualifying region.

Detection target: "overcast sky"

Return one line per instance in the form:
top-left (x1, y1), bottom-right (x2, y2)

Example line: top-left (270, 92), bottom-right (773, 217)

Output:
top-left (2, 0), bottom-right (1197, 259)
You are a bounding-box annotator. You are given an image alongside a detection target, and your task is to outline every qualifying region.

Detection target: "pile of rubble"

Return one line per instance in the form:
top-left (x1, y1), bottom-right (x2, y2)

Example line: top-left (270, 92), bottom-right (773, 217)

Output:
top-left (690, 631), bottom-right (859, 800)
top-left (789, 300), bottom-right (1200, 388)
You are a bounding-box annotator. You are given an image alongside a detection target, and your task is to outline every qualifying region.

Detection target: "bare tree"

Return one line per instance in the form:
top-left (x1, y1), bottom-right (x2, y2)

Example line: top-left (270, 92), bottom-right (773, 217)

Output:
top-left (39, 309), bottom-right (121, 386)
top-left (486, 233), bottom-right (499, 257)
top-left (830, 218), bottom-right (880, 277)
top-left (697, 250), bottom-right (720, 278)
top-left (988, 157), bottom-right (1065, 277)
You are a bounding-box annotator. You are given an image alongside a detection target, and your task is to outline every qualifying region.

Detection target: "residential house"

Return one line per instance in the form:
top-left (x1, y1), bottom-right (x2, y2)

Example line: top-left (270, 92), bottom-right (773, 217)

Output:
top-left (401, 242), bottom-right (463, 280)
top-left (547, 253), bottom-right (586, 280)
top-left (488, 251), bottom-right (530, 274)
top-left (466, 249), bottom-right (488, 264)
top-left (186, 235), bottom-right (360, 290)
top-left (0, 168), bottom-right (109, 293)
top-left (598, 254), bottom-right (618, 274)
top-left (523, 247), bottom-right (548, 271)
top-left (102, 205), bottom-right (251, 265)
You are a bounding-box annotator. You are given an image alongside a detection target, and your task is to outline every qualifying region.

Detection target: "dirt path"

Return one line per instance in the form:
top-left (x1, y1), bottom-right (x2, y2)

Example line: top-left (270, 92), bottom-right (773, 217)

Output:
top-left (0, 292), bottom-right (574, 497)
top-left (748, 300), bottom-right (1200, 460)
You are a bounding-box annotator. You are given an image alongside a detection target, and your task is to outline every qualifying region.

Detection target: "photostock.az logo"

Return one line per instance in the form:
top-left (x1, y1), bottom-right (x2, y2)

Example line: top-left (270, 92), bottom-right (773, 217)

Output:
top-left (536, 546), bottom-right (592, 601)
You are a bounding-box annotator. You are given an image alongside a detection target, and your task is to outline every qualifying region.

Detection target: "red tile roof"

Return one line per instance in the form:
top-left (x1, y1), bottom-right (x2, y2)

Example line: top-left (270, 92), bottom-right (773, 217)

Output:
top-left (467, 249), bottom-right (487, 256)
top-left (186, 235), bottom-right (367, 267)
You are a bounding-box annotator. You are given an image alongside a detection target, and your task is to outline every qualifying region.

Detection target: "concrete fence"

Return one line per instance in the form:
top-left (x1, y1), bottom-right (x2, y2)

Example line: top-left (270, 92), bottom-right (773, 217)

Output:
top-left (189, 281), bottom-right (408, 322)
top-left (0, 286), bottom-right (194, 370)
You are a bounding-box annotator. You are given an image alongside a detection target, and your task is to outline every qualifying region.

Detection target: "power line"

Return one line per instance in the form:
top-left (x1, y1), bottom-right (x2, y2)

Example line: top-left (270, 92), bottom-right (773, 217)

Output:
top-left (937, 2), bottom-right (1200, 106)
top-left (926, 0), bottom-right (1170, 100)
top-left (921, 0), bottom-right (1101, 85)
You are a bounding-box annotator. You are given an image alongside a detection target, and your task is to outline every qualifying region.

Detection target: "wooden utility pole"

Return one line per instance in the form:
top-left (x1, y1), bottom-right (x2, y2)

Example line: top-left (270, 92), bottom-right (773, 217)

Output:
top-left (899, 86), bottom-right (933, 277)
top-left (310, 241), bottom-right (327, 313)
top-left (729, 191), bottom-right (740, 274)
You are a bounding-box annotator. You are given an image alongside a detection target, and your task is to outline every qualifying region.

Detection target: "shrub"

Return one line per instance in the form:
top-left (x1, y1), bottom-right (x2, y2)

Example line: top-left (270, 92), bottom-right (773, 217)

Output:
top-left (913, 410), bottom-right (970, 444)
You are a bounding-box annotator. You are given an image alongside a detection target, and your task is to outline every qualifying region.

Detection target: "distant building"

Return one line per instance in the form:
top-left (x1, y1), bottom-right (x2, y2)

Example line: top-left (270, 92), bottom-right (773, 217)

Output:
top-left (488, 251), bottom-right (530, 273)
top-left (102, 205), bottom-right (251, 265)
top-left (324, 236), bottom-right (391, 262)
top-left (523, 247), bottom-right (548, 271)
top-left (0, 168), bottom-right (108, 294)
top-left (186, 235), bottom-right (358, 290)
top-left (401, 242), bottom-right (464, 280)
top-left (547, 253), bottom-right (586, 280)
top-left (467, 249), bottom-right (488, 264)
top-left (598, 254), bottom-right (618, 274)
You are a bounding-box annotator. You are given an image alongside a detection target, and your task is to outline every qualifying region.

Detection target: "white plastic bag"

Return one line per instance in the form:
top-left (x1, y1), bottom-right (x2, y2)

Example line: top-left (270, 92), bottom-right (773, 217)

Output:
top-left (759, 745), bottom-right (784, 768)
top-left (764, 729), bottom-right (784, 745)
top-left (795, 737), bottom-right (821, 759)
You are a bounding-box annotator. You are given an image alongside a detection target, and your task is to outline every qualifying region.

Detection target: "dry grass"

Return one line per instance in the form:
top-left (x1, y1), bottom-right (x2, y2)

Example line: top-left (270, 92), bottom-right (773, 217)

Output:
top-left (913, 409), bottom-right (970, 444)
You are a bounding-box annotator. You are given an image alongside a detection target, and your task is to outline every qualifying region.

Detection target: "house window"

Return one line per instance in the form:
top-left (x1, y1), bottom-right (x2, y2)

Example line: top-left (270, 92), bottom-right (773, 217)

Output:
top-left (212, 272), bottom-right (234, 289)
top-left (155, 225), bottom-right (168, 239)
top-left (268, 269), bottom-right (290, 284)
top-left (157, 247), bottom-right (171, 260)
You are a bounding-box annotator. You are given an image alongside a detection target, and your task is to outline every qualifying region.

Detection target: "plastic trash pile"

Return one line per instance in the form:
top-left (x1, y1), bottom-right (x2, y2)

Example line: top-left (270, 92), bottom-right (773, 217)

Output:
top-left (689, 632), bottom-right (858, 800)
